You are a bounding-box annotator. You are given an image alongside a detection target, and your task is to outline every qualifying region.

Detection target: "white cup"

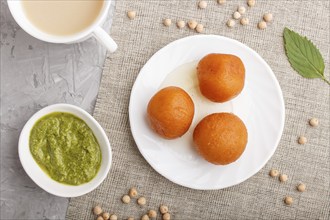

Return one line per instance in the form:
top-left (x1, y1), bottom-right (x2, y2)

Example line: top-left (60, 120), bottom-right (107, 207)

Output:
top-left (7, 0), bottom-right (117, 52)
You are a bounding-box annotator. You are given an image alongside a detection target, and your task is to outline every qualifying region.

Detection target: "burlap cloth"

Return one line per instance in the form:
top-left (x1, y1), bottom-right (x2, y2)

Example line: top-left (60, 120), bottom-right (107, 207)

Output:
top-left (66, 1), bottom-right (329, 219)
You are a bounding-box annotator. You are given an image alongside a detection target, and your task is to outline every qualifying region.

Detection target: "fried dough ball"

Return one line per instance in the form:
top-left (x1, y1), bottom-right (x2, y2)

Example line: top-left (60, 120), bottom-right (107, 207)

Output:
top-left (147, 86), bottom-right (194, 139)
top-left (193, 113), bottom-right (248, 165)
top-left (197, 54), bottom-right (245, 102)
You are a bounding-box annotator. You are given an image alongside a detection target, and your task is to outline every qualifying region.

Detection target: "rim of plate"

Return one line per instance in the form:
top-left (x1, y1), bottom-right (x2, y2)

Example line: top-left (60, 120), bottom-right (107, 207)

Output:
top-left (129, 35), bottom-right (285, 190)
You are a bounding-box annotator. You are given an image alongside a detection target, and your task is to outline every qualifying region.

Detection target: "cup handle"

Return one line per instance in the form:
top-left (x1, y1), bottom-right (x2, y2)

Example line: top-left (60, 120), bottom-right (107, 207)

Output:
top-left (93, 26), bottom-right (118, 52)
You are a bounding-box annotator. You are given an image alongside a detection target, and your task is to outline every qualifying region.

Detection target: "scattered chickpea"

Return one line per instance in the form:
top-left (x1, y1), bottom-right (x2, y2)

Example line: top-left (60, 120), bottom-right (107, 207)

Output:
top-left (309, 118), bottom-right (319, 127)
top-left (269, 169), bottom-right (279, 177)
top-left (279, 174), bottom-right (288, 182)
top-left (159, 205), bottom-right (169, 214)
top-left (238, 6), bottom-right (246, 14)
top-left (93, 206), bottom-right (103, 215)
top-left (110, 215), bottom-right (118, 220)
top-left (298, 136), bottom-right (307, 145)
top-left (196, 24), bottom-right (204, 33)
top-left (103, 213), bottom-right (110, 220)
top-left (148, 210), bottom-right (157, 218)
top-left (247, 0), bottom-right (256, 7)
top-left (188, 20), bottom-right (198, 29)
top-left (177, 20), bottom-right (185, 29)
top-left (263, 13), bottom-right (273, 22)
top-left (122, 195), bottom-right (131, 204)
top-left (127, 11), bottom-right (136, 20)
top-left (240, 18), bottom-right (249, 25)
top-left (97, 216), bottom-right (104, 220)
top-left (218, 0), bottom-right (226, 5)
top-left (127, 217), bottom-right (134, 220)
top-left (258, 21), bottom-right (267, 29)
top-left (163, 19), bottom-right (172, 27)
top-left (198, 1), bottom-right (207, 9)
top-left (137, 197), bottom-right (147, 206)
top-left (297, 183), bottom-right (306, 192)
top-left (163, 213), bottom-right (171, 220)
top-left (129, 187), bottom-right (138, 198)
top-left (233, 11), bottom-right (241, 20)
top-left (141, 214), bottom-right (150, 220)
top-left (226, 19), bottom-right (235, 28)
top-left (284, 196), bottom-right (293, 205)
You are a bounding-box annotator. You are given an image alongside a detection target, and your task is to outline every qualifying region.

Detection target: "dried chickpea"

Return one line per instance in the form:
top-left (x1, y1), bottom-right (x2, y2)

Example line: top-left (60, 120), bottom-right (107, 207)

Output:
top-left (163, 213), bottom-right (171, 220)
top-left (129, 187), bottom-right (138, 198)
top-left (188, 20), bottom-right (198, 29)
top-left (218, 0), bottom-right (226, 5)
top-left (226, 19), bottom-right (235, 28)
top-left (127, 11), bottom-right (136, 20)
top-left (238, 6), bottom-right (246, 14)
top-left (198, 1), bottom-right (207, 9)
top-left (240, 18), bottom-right (249, 25)
top-left (247, 0), bottom-right (256, 7)
top-left (263, 13), bottom-right (273, 22)
top-left (258, 21), bottom-right (267, 29)
top-left (122, 195), bottom-right (131, 204)
top-left (163, 19), bottom-right (172, 27)
top-left (309, 118), bottom-right (319, 127)
top-left (148, 210), bottom-right (157, 218)
top-left (196, 24), bottom-right (204, 33)
top-left (159, 205), bottom-right (169, 214)
top-left (97, 216), bottom-right (104, 220)
top-left (93, 206), bottom-right (103, 215)
top-left (137, 197), bottom-right (147, 206)
top-left (297, 183), bottom-right (306, 192)
top-left (233, 11), bottom-right (241, 19)
top-left (110, 215), bottom-right (118, 220)
top-left (298, 136), bottom-right (307, 145)
top-left (127, 217), bottom-right (134, 220)
top-left (269, 169), bottom-right (279, 177)
top-left (103, 213), bottom-right (110, 220)
top-left (141, 214), bottom-right (149, 220)
top-left (279, 174), bottom-right (288, 182)
top-left (284, 196), bottom-right (293, 205)
top-left (177, 20), bottom-right (185, 28)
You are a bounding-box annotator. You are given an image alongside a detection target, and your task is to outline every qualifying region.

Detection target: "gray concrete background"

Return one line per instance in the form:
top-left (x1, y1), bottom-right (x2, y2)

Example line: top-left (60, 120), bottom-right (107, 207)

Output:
top-left (1, 0), bottom-right (114, 219)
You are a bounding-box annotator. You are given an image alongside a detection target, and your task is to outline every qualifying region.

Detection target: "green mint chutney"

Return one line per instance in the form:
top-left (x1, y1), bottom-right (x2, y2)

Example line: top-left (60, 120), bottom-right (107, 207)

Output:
top-left (29, 112), bottom-right (102, 185)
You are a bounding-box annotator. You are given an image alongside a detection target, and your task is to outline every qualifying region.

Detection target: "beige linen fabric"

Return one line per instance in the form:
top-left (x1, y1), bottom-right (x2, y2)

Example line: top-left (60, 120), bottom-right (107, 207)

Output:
top-left (66, 1), bottom-right (330, 219)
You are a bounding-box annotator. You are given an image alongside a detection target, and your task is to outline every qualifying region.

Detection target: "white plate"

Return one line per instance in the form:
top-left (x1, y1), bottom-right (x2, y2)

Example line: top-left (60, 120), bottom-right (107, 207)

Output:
top-left (129, 35), bottom-right (285, 190)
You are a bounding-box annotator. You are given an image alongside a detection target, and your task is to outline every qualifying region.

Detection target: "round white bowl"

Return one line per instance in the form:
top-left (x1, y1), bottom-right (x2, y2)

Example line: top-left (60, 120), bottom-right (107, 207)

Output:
top-left (19, 104), bottom-right (112, 197)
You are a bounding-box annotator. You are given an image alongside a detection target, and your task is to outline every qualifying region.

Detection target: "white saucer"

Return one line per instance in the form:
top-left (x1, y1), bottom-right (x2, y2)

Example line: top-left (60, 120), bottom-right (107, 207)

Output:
top-left (129, 35), bottom-right (285, 190)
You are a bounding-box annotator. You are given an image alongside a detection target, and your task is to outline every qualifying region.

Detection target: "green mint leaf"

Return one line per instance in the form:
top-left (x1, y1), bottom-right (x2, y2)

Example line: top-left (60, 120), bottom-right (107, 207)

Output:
top-left (283, 27), bottom-right (329, 85)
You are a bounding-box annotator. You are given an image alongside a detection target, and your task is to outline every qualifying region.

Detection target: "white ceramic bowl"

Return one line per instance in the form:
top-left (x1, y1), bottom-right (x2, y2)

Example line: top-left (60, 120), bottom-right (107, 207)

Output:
top-left (19, 104), bottom-right (112, 197)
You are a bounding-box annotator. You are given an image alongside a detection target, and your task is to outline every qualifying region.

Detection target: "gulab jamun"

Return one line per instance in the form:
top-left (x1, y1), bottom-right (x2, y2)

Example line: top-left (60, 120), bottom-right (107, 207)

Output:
top-left (147, 86), bottom-right (194, 139)
top-left (197, 53), bottom-right (245, 103)
top-left (193, 113), bottom-right (248, 165)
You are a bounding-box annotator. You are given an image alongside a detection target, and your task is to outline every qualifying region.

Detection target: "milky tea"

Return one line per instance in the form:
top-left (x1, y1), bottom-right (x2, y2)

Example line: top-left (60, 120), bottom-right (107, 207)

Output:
top-left (22, 0), bottom-right (104, 36)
